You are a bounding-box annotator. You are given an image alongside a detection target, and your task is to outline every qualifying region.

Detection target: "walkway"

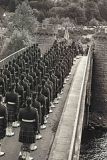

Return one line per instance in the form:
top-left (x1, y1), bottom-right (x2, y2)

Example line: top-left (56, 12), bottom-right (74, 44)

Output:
top-left (48, 56), bottom-right (88, 160)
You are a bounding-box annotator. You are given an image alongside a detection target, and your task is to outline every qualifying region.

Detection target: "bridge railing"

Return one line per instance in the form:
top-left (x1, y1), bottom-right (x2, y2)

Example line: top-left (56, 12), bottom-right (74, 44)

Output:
top-left (0, 47), bottom-right (27, 68)
top-left (0, 33), bottom-right (55, 68)
top-left (68, 44), bottom-right (94, 160)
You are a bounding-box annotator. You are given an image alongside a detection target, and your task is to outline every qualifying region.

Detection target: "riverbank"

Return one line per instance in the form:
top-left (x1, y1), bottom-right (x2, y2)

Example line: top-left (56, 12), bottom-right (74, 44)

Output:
top-left (80, 124), bottom-right (107, 160)
top-left (80, 113), bottom-right (107, 160)
top-left (88, 112), bottom-right (107, 130)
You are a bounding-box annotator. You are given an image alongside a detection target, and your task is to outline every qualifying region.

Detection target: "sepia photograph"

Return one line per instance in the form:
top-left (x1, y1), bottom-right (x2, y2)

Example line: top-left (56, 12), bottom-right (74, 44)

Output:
top-left (0, 0), bottom-right (107, 160)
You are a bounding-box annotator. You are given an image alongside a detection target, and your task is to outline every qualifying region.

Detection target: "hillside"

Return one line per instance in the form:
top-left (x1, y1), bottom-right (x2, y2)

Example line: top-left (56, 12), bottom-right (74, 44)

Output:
top-left (0, 0), bottom-right (107, 26)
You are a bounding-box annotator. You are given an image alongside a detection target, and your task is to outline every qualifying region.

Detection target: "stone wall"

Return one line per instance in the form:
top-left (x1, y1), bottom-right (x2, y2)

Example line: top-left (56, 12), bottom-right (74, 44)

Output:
top-left (91, 34), bottom-right (107, 113)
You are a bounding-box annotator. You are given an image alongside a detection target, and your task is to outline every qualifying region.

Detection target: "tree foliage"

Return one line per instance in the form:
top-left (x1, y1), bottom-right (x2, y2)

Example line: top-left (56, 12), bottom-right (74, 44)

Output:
top-left (2, 0), bottom-right (107, 27)
top-left (1, 1), bottom-right (37, 58)
top-left (1, 29), bottom-right (33, 59)
top-left (84, 1), bottom-right (101, 21)
top-left (8, 0), bottom-right (16, 12)
top-left (49, 7), bottom-right (65, 18)
top-left (0, 7), bottom-right (5, 22)
top-left (65, 4), bottom-right (86, 24)
top-left (48, 16), bottom-right (62, 25)
top-left (98, 0), bottom-right (107, 21)
top-left (89, 18), bottom-right (99, 26)
top-left (12, 1), bottom-right (37, 34)
top-left (29, 0), bottom-right (54, 17)
top-left (37, 11), bottom-right (45, 23)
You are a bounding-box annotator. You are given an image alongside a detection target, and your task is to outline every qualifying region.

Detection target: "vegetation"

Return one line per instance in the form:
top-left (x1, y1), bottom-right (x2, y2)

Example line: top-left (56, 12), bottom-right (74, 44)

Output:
top-left (29, 0), bottom-right (107, 25)
top-left (0, 1), bottom-right (37, 59)
top-left (81, 37), bottom-right (91, 44)
top-left (1, 0), bottom-right (107, 59)
top-left (1, 0), bottom-right (107, 25)
top-left (1, 29), bottom-right (30, 59)
top-left (89, 18), bottom-right (99, 26)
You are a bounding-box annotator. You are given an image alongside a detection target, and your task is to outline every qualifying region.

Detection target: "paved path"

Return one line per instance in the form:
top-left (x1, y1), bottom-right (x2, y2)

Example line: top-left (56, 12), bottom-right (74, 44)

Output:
top-left (1, 58), bottom-right (81, 160)
top-left (48, 56), bottom-right (88, 160)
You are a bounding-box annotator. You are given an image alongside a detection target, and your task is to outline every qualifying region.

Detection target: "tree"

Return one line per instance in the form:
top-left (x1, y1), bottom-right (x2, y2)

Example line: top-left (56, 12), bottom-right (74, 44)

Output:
top-left (72, 0), bottom-right (79, 3)
top-left (29, 0), bottom-right (54, 17)
top-left (1, 29), bottom-right (33, 59)
top-left (37, 11), bottom-right (45, 23)
top-left (48, 16), bottom-right (62, 25)
top-left (98, 0), bottom-right (107, 21)
top-left (55, 0), bottom-right (69, 7)
top-left (48, 7), bottom-right (65, 18)
top-left (33, 8), bottom-right (40, 17)
top-left (76, 7), bottom-right (86, 25)
top-left (65, 4), bottom-right (86, 24)
top-left (0, 0), bottom-right (9, 6)
top-left (89, 18), bottom-right (99, 26)
top-left (11, 1), bottom-right (37, 35)
top-left (8, 0), bottom-right (16, 12)
top-left (60, 17), bottom-right (73, 27)
top-left (1, 1), bottom-right (37, 58)
top-left (85, 1), bottom-right (101, 22)
top-left (0, 7), bottom-right (5, 23)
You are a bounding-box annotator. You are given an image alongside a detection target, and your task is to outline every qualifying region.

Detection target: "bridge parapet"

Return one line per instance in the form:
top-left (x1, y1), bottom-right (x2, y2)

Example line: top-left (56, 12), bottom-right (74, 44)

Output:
top-left (48, 45), bottom-right (93, 160)
top-left (0, 36), bottom-right (54, 68)
top-left (69, 44), bottom-right (94, 160)
top-left (0, 47), bottom-right (27, 68)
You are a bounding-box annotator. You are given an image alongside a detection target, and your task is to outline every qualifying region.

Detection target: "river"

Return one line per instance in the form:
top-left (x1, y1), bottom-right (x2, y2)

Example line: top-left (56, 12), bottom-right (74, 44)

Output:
top-left (80, 128), bottom-right (107, 160)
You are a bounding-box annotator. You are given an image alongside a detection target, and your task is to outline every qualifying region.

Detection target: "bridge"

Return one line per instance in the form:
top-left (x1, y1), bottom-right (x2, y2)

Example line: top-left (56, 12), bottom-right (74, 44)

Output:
top-left (48, 45), bottom-right (93, 160)
top-left (0, 39), bottom-right (94, 160)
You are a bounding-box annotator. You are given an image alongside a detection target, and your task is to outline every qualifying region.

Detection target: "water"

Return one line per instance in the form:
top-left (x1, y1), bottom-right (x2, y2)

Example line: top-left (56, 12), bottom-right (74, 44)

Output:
top-left (80, 129), bottom-right (107, 160)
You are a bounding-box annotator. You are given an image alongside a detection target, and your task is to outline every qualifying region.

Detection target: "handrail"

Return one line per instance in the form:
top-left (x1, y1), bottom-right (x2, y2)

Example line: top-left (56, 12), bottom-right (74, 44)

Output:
top-left (0, 35), bottom-right (55, 68)
top-left (0, 46), bottom-right (28, 68)
top-left (0, 47), bottom-right (27, 63)
top-left (68, 45), bottom-right (93, 160)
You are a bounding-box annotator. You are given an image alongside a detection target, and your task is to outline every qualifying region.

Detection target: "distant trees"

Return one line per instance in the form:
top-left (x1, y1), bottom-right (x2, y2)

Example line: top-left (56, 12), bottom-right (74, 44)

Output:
top-left (60, 17), bottom-right (75, 28)
top-left (55, 0), bottom-right (69, 7)
top-left (48, 0), bottom-right (107, 25)
top-left (48, 16), bottom-right (61, 25)
top-left (89, 18), bottom-right (99, 26)
top-left (12, 1), bottom-right (37, 35)
top-left (98, 0), bottom-right (107, 21)
top-left (1, 29), bottom-right (31, 59)
top-left (64, 4), bottom-right (86, 24)
top-left (76, 8), bottom-right (86, 24)
top-left (0, 7), bottom-right (5, 23)
top-left (1, 1), bottom-right (37, 58)
top-left (49, 7), bottom-right (65, 18)
top-left (8, 0), bottom-right (16, 12)
top-left (29, 0), bottom-right (54, 20)
top-left (3, 0), bottom-right (38, 36)
top-left (0, 0), bottom-right (9, 5)
top-left (37, 11), bottom-right (45, 23)
top-left (84, 1), bottom-right (101, 22)
top-left (1, 0), bottom-right (107, 27)
top-left (29, 0), bottom-right (107, 25)
top-left (72, 0), bottom-right (79, 3)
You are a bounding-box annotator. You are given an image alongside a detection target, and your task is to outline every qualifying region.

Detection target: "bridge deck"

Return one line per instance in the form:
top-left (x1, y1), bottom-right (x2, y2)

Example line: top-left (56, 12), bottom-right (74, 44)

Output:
top-left (0, 57), bottom-right (81, 160)
top-left (48, 56), bottom-right (88, 160)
